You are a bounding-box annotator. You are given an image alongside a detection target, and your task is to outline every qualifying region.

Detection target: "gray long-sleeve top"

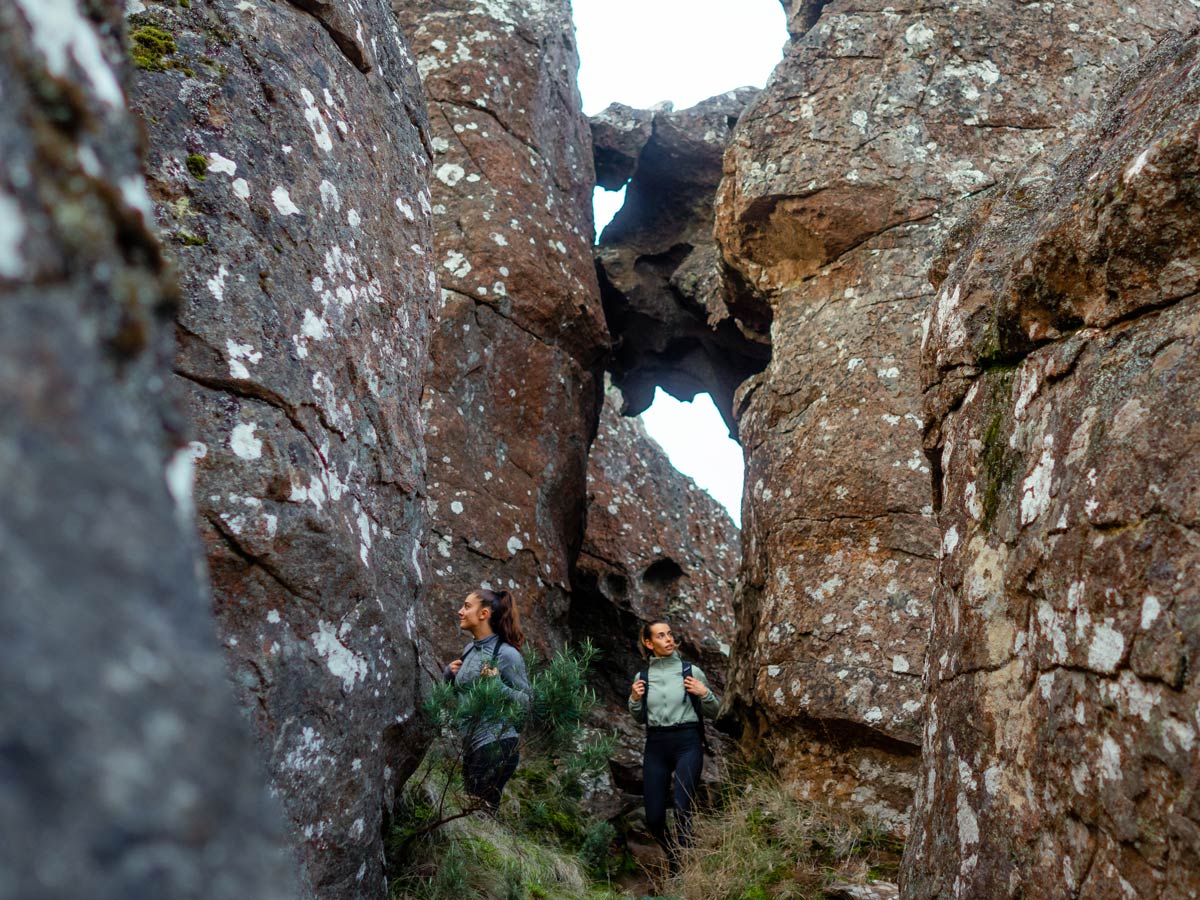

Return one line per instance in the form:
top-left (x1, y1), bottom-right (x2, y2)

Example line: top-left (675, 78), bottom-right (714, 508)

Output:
top-left (627, 652), bottom-right (720, 726)
top-left (447, 634), bottom-right (530, 751)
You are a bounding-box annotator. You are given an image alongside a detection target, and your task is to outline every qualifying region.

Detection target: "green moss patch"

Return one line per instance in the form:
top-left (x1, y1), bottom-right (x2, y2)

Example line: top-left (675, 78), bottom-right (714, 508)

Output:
top-left (185, 154), bottom-right (208, 180)
top-left (130, 26), bottom-right (177, 71)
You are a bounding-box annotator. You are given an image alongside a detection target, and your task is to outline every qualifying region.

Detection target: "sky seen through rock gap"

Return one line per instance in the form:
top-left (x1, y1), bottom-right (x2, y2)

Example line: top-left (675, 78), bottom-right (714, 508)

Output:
top-left (573, 0), bottom-right (787, 526)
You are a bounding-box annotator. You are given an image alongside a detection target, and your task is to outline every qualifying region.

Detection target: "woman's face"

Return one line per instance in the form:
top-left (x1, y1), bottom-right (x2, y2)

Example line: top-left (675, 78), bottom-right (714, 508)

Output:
top-left (457, 593), bottom-right (490, 632)
top-left (643, 623), bottom-right (675, 657)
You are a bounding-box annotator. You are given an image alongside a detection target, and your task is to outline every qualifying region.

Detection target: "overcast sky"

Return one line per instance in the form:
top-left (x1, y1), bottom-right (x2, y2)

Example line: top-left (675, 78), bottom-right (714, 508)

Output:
top-left (573, 0), bottom-right (786, 526)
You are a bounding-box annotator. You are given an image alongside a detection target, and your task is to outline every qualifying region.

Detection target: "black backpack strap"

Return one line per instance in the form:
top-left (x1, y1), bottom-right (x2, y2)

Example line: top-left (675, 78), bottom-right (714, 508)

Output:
top-left (636, 668), bottom-right (648, 725)
top-left (682, 659), bottom-right (710, 753)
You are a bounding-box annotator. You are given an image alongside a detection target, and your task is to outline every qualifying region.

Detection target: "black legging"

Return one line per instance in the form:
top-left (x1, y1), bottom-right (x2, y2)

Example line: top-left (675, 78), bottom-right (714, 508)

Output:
top-left (463, 737), bottom-right (519, 810)
top-left (643, 725), bottom-right (704, 858)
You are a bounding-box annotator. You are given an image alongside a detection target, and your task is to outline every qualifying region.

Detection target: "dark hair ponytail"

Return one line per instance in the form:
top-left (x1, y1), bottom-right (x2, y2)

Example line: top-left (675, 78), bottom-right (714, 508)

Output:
top-left (639, 620), bottom-right (668, 660)
top-left (478, 588), bottom-right (524, 649)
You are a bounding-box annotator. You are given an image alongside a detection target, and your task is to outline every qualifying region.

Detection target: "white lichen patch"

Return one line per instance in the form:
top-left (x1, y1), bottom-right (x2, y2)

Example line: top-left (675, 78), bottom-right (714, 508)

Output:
top-left (207, 152), bottom-right (237, 176)
top-left (272, 186), bottom-right (301, 216)
top-left (207, 264), bottom-right (229, 302)
top-left (1087, 619), bottom-right (1124, 673)
top-left (300, 87), bottom-right (334, 152)
top-left (443, 250), bottom-right (471, 278)
top-left (230, 422), bottom-right (263, 460)
top-left (1098, 735), bottom-right (1122, 782)
top-left (1020, 438), bottom-right (1055, 525)
top-left (1140, 595), bottom-right (1161, 630)
top-left (435, 163), bottom-right (466, 186)
top-left (226, 339), bottom-right (262, 379)
top-left (311, 620), bottom-right (367, 691)
top-left (942, 525), bottom-right (960, 557)
top-left (284, 726), bottom-right (327, 772)
top-left (232, 178), bottom-right (251, 200)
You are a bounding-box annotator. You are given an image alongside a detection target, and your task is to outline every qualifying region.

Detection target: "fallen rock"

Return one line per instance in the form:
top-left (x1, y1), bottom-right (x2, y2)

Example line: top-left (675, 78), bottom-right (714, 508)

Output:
top-left (714, 0), bottom-right (1192, 834)
top-left (594, 89), bottom-right (769, 436)
top-left (905, 29), bottom-right (1200, 899)
top-left (126, 2), bottom-right (437, 896)
top-left (395, 0), bottom-right (608, 663)
top-left (0, 3), bottom-right (295, 897)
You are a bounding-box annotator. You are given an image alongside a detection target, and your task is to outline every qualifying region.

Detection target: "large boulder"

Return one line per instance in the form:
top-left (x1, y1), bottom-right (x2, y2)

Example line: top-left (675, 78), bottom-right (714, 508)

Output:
top-left (714, 0), bottom-right (1194, 832)
top-left (593, 90), bottom-right (769, 436)
top-left (394, 0), bottom-right (608, 663)
top-left (126, 2), bottom-right (437, 896)
top-left (0, 3), bottom-right (295, 898)
top-left (906, 29), bottom-right (1200, 898)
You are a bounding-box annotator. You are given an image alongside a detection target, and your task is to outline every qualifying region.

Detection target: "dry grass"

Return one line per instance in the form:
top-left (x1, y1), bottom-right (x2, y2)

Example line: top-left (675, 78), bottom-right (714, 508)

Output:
top-left (673, 771), bottom-right (903, 900)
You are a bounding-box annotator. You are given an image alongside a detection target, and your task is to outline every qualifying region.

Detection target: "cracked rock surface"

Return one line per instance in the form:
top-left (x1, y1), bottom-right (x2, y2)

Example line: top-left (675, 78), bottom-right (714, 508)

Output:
top-left (126, 2), bottom-right (437, 897)
top-left (0, 3), bottom-right (295, 898)
top-left (905, 29), bottom-right (1200, 899)
top-left (395, 0), bottom-right (607, 662)
top-left (714, 0), bottom-right (1191, 833)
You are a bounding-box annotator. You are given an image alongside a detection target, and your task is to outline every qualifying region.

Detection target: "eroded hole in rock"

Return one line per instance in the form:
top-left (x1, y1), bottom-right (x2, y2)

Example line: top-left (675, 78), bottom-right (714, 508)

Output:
top-left (642, 557), bottom-right (684, 588)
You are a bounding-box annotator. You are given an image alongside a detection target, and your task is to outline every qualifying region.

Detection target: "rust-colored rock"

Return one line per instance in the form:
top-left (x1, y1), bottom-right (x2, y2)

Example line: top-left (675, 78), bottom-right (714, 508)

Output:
top-left (395, 0), bottom-right (607, 662)
top-left (0, 3), bottom-right (294, 897)
top-left (594, 90), bottom-right (769, 435)
top-left (905, 30), bottom-right (1200, 899)
top-left (714, 1), bottom-right (1193, 832)
top-left (127, 2), bottom-right (437, 896)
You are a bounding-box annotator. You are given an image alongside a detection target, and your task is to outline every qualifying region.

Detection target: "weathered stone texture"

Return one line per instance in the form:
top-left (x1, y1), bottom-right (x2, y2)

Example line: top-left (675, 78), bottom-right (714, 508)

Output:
top-left (395, 0), bottom-right (607, 661)
top-left (714, 0), bottom-right (1193, 831)
top-left (905, 29), bottom-right (1200, 899)
top-left (126, 2), bottom-right (437, 896)
top-left (0, 2), bottom-right (295, 898)
top-left (594, 90), bottom-right (769, 436)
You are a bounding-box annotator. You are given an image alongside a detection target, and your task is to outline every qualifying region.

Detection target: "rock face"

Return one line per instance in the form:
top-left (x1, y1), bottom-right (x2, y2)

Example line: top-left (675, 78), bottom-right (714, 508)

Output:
top-left (126, 2), bottom-right (437, 896)
top-left (906, 29), bottom-right (1200, 898)
top-left (575, 381), bottom-right (739, 701)
top-left (714, 1), bottom-right (1194, 832)
top-left (394, 0), bottom-right (607, 662)
top-left (0, 3), bottom-right (295, 898)
top-left (593, 91), bottom-right (769, 435)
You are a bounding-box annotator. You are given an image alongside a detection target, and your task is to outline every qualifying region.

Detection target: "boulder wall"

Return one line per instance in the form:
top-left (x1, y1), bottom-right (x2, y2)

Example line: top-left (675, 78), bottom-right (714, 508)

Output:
top-left (126, 1), bottom-right (438, 896)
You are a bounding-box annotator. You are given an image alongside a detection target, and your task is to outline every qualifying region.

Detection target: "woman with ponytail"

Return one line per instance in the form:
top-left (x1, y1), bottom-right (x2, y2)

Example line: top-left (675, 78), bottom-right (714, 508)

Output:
top-left (628, 620), bottom-right (719, 874)
top-left (444, 588), bottom-right (530, 810)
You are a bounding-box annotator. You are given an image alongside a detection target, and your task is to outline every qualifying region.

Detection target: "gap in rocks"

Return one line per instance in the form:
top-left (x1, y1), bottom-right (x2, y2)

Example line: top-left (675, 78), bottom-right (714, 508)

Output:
top-left (639, 388), bottom-right (743, 526)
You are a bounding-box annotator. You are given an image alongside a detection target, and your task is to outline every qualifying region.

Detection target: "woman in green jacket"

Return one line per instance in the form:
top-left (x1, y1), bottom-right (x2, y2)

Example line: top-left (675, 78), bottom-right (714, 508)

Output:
top-left (628, 620), bottom-right (719, 873)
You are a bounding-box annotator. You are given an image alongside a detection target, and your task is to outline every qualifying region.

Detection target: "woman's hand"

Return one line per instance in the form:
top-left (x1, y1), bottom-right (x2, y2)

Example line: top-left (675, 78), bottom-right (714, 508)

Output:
top-left (480, 664), bottom-right (499, 678)
top-left (629, 678), bottom-right (646, 702)
top-left (684, 676), bottom-right (710, 699)
top-left (448, 659), bottom-right (463, 676)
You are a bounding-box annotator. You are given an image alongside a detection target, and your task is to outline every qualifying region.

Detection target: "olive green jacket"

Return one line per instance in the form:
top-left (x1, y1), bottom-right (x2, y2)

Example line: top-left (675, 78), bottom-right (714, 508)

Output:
top-left (627, 652), bottom-right (719, 727)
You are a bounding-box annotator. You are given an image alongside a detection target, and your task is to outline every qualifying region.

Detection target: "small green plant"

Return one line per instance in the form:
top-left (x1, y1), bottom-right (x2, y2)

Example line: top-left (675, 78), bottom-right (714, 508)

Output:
top-left (389, 642), bottom-right (623, 900)
top-left (185, 154), bottom-right (208, 180)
